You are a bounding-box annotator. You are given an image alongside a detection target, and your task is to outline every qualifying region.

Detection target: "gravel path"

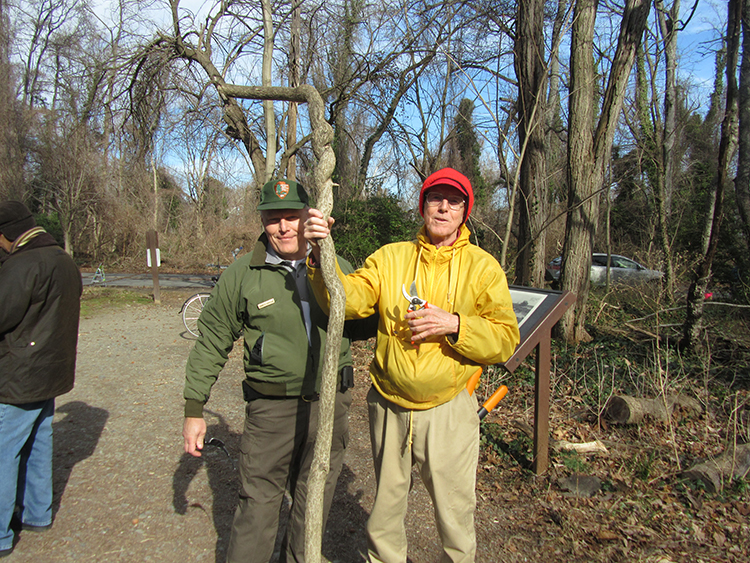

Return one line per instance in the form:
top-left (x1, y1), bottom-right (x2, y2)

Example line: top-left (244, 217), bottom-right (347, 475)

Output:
top-left (4, 290), bottom-right (444, 563)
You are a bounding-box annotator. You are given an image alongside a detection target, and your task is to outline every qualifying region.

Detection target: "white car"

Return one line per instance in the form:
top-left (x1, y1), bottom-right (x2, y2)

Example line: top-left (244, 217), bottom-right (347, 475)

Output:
top-left (546, 253), bottom-right (663, 286)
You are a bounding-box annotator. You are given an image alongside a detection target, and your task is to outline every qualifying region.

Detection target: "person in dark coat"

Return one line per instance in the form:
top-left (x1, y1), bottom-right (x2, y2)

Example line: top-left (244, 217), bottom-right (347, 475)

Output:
top-left (0, 201), bottom-right (82, 557)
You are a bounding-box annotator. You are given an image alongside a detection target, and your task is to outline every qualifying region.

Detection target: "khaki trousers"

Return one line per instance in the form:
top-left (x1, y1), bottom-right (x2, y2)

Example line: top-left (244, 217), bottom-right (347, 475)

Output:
top-left (366, 386), bottom-right (479, 563)
top-left (226, 389), bottom-right (351, 563)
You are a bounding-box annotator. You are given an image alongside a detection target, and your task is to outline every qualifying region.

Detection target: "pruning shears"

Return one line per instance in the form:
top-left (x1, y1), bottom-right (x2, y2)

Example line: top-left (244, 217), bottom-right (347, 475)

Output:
top-left (204, 437), bottom-right (235, 469)
top-left (402, 281), bottom-right (428, 311)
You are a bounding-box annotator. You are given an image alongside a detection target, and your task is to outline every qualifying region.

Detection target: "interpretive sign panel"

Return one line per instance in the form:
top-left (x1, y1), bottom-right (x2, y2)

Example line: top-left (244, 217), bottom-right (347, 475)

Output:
top-left (497, 287), bottom-right (575, 474)
top-left (509, 286), bottom-right (564, 342)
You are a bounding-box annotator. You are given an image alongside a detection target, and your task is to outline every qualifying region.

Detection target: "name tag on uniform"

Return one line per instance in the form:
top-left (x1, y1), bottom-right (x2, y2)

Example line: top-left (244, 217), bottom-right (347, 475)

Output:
top-left (258, 298), bottom-right (275, 309)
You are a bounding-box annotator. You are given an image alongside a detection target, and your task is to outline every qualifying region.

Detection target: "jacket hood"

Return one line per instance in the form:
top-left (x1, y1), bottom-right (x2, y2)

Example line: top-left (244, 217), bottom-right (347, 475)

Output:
top-left (414, 225), bottom-right (472, 312)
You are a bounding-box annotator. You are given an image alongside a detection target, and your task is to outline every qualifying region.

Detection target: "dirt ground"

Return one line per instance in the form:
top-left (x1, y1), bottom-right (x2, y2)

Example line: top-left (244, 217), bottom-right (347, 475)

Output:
top-left (4, 289), bottom-right (749, 562)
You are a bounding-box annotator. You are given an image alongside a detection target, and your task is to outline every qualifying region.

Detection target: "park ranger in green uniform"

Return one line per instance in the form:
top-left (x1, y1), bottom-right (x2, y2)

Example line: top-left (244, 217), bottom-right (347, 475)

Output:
top-left (182, 179), bottom-right (361, 563)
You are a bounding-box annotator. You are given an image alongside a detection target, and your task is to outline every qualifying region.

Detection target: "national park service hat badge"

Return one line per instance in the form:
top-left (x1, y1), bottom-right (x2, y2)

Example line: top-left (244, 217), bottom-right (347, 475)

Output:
top-left (257, 179), bottom-right (310, 210)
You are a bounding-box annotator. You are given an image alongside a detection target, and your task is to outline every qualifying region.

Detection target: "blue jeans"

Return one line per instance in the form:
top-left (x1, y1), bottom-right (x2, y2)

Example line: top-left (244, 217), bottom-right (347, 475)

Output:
top-left (0, 399), bottom-right (55, 551)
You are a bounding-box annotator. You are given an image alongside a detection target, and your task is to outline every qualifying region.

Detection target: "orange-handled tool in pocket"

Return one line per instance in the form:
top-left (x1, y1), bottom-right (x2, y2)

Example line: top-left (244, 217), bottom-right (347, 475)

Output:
top-left (466, 367), bottom-right (482, 395)
top-left (478, 385), bottom-right (508, 420)
top-left (465, 368), bottom-right (509, 420)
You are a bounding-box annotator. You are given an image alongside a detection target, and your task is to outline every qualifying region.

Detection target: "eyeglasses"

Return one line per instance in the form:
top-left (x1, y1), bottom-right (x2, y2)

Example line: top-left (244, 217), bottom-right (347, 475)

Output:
top-left (425, 192), bottom-right (466, 211)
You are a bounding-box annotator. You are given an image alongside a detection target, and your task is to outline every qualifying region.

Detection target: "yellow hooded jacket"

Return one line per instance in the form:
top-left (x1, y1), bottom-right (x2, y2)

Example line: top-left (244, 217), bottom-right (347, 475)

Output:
top-left (308, 225), bottom-right (520, 410)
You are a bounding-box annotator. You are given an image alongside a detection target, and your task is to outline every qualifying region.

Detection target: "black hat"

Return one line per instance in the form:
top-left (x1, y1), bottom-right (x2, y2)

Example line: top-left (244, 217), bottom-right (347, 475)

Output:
top-left (0, 201), bottom-right (36, 241)
top-left (257, 179), bottom-right (309, 210)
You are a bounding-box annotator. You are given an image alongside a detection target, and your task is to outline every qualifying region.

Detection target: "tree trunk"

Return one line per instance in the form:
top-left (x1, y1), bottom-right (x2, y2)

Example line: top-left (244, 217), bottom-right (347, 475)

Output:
top-left (167, 1), bottom-right (267, 184)
top-left (681, 0), bottom-right (741, 352)
top-left (558, 0), bottom-right (650, 343)
top-left (655, 0), bottom-right (679, 300)
top-left (286, 1), bottom-right (300, 180)
top-left (261, 0), bottom-right (276, 183)
top-left (63, 221), bottom-right (73, 257)
top-left (547, 0), bottom-right (568, 130)
top-left (0, 0), bottom-right (24, 200)
top-left (514, 0), bottom-right (548, 287)
top-left (735, 0), bottom-right (750, 245)
top-left (604, 394), bottom-right (702, 424)
top-left (559, 0), bottom-right (597, 343)
top-left (546, 0), bottom-right (570, 210)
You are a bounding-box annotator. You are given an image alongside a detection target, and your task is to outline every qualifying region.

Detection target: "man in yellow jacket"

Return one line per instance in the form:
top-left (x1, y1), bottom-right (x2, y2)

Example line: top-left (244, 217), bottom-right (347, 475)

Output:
top-left (304, 168), bottom-right (520, 563)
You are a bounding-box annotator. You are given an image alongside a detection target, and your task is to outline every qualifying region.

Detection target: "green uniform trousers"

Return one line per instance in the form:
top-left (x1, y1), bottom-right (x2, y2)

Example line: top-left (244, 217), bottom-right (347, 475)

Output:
top-left (226, 389), bottom-right (351, 563)
top-left (366, 386), bottom-right (479, 563)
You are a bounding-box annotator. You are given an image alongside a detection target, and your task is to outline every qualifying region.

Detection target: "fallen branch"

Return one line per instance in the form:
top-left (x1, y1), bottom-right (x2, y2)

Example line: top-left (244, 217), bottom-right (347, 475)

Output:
top-left (603, 394), bottom-right (701, 425)
top-left (628, 301), bottom-right (750, 324)
top-left (512, 420), bottom-right (608, 454)
top-left (554, 439), bottom-right (608, 454)
top-left (681, 443), bottom-right (750, 492)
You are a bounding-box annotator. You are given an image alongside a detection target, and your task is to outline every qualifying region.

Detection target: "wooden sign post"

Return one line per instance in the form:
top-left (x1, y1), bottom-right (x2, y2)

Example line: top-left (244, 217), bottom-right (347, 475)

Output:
top-left (501, 287), bottom-right (576, 474)
top-left (146, 230), bottom-right (160, 305)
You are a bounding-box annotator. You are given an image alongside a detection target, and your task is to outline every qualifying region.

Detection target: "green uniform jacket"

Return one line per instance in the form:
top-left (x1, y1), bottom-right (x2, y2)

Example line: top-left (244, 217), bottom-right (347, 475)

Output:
top-left (184, 235), bottom-right (356, 418)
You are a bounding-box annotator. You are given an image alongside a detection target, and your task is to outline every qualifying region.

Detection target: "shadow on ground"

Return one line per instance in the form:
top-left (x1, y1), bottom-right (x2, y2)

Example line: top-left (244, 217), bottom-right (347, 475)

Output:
top-left (52, 401), bottom-right (109, 517)
top-left (173, 414), bottom-right (239, 563)
top-left (171, 413), bottom-right (371, 563)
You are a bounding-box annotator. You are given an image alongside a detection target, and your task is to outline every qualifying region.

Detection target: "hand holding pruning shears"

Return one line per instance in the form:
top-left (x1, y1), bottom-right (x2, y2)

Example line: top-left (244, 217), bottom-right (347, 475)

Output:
top-left (402, 282), bottom-right (459, 343)
top-left (402, 282), bottom-right (428, 312)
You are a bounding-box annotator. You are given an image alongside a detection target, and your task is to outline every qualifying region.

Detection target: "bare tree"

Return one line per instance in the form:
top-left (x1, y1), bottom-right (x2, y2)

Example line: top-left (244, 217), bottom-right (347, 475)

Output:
top-left (15, 0), bottom-right (83, 108)
top-left (652, 0), bottom-right (682, 298)
top-left (178, 106), bottom-right (225, 239)
top-left (558, 0), bottom-right (651, 343)
top-left (0, 0), bottom-right (24, 200)
top-left (286, 0), bottom-right (301, 180)
top-left (261, 0), bottom-right (276, 183)
top-left (735, 0), bottom-right (750, 246)
top-left (514, 0), bottom-right (548, 286)
top-left (34, 122), bottom-right (103, 255)
top-left (681, 0), bottom-right (741, 352)
top-left (624, 0), bottom-right (689, 300)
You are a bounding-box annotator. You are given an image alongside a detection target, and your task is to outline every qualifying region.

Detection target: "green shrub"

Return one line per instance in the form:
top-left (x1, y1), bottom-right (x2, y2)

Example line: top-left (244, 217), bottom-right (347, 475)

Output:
top-left (333, 194), bottom-right (420, 267)
top-left (34, 211), bottom-right (64, 246)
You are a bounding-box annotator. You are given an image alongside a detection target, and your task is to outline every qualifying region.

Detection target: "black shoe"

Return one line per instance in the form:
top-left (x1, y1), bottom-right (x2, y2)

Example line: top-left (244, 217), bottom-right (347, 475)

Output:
top-left (21, 522), bottom-right (52, 532)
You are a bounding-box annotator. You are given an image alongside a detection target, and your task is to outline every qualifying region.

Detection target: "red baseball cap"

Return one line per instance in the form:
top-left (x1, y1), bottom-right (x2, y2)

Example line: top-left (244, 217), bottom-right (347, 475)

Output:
top-left (419, 168), bottom-right (474, 221)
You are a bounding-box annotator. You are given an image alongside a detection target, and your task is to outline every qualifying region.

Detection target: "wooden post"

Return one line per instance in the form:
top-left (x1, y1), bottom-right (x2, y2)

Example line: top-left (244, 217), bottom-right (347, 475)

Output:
top-left (502, 288), bottom-right (575, 475)
top-left (146, 230), bottom-right (160, 304)
top-left (533, 330), bottom-right (551, 473)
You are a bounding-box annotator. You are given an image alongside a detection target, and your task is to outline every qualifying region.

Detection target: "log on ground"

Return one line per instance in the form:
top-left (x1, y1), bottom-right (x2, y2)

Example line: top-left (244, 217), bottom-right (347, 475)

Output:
top-left (603, 394), bottom-right (701, 424)
top-left (681, 443), bottom-right (750, 493)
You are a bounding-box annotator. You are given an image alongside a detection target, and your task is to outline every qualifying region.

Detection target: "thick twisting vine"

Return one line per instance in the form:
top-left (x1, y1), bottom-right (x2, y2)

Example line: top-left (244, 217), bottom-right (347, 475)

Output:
top-left (219, 84), bottom-right (344, 563)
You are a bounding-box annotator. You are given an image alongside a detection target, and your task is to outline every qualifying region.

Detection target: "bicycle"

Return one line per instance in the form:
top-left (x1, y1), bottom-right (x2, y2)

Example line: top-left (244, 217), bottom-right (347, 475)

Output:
top-left (181, 292), bottom-right (212, 337)
top-left (180, 247), bottom-right (243, 337)
top-left (91, 264), bottom-right (106, 285)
